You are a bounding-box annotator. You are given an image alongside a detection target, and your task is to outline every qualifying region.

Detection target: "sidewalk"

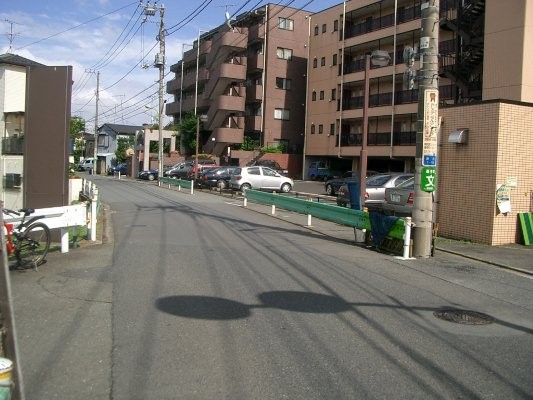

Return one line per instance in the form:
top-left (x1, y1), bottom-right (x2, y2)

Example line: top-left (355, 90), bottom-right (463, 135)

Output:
top-left (240, 199), bottom-right (533, 276)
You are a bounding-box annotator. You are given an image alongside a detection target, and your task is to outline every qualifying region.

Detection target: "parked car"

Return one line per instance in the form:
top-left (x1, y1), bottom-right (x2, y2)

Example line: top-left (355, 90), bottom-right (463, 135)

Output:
top-left (107, 163), bottom-right (128, 175)
top-left (382, 176), bottom-right (415, 216)
top-left (229, 166), bottom-right (294, 193)
top-left (247, 160), bottom-right (288, 176)
top-left (164, 162), bottom-right (192, 178)
top-left (324, 170), bottom-right (379, 196)
top-left (307, 161), bottom-right (342, 181)
top-left (78, 157), bottom-right (96, 172)
top-left (336, 173), bottom-right (414, 210)
top-left (197, 166), bottom-right (239, 189)
top-left (138, 169), bottom-right (158, 181)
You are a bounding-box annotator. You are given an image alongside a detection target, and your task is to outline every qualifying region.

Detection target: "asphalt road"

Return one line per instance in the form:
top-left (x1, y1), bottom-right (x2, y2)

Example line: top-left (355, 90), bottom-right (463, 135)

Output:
top-left (10, 176), bottom-right (533, 399)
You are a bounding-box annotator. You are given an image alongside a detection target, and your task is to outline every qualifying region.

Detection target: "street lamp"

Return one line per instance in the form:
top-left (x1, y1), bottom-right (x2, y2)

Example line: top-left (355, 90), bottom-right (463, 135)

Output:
top-left (211, 137), bottom-right (216, 153)
top-left (360, 50), bottom-right (391, 206)
top-left (195, 114), bottom-right (208, 181)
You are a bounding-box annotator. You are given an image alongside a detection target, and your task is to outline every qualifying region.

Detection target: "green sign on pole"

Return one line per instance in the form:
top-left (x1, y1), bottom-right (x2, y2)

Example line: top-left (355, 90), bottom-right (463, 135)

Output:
top-left (421, 167), bottom-right (437, 192)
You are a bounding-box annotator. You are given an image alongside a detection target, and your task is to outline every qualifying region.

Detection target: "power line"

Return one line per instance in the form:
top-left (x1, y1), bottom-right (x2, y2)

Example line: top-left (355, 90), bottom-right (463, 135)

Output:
top-left (17, 1), bottom-right (139, 50)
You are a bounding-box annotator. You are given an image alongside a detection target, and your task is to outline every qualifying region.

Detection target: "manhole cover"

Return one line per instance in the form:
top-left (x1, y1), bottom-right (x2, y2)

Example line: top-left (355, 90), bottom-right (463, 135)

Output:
top-left (433, 309), bottom-right (495, 325)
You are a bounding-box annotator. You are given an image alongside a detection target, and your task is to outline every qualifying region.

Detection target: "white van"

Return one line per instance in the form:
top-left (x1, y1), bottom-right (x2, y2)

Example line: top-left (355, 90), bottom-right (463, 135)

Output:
top-left (78, 158), bottom-right (96, 171)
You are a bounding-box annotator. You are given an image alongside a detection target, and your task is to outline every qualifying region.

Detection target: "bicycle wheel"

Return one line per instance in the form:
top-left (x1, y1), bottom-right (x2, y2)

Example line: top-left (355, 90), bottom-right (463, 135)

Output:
top-left (14, 222), bottom-right (51, 269)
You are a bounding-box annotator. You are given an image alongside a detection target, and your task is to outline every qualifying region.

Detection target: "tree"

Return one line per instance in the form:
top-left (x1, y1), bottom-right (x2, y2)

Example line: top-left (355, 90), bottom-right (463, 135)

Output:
top-left (115, 137), bottom-right (134, 164)
top-left (177, 112), bottom-right (203, 154)
top-left (70, 116), bottom-right (86, 162)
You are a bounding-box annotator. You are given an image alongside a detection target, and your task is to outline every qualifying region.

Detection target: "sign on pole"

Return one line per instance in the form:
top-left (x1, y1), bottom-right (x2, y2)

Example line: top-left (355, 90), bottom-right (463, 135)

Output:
top-left (422, 89), bottom-right (439, 192)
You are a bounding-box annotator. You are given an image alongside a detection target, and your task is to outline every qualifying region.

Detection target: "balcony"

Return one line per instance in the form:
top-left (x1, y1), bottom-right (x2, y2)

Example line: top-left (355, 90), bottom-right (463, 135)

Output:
top-left (183, 40), bottom-right (212, 65)
top-left (246, 84), bottom-right (263, 102)
top-left (2, 137), bottom-right (24, 155)
top-left (204, 62), bottom-right (247, 98)
top-left (212, 126), bottom-right (244, 144)
top-left (244, 115), bottom-right (262, 131)
top-left (206, 28), bottom-right (248, 68)
top-left (165, 101), bottom-right (180, 115)
top-left (339, 130), bottom-right (416, 147)
top-left (206, 95), bottom-right (245, 131)
top-left (247, 54), bottom-right (264, 71)
top-left (248, 24), bottom-right (265, 42)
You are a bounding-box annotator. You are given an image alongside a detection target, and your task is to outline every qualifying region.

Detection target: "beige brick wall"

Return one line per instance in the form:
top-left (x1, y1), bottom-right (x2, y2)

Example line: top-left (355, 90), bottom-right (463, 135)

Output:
top-left (438, 101), bottom-right (533, 244)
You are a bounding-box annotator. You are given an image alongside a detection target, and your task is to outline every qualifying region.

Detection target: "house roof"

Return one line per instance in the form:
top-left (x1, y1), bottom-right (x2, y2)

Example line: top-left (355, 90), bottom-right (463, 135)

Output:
top-left (99, 123), bottom-right (143, 135)
top-left (0, 53), bottom-right (45, 67)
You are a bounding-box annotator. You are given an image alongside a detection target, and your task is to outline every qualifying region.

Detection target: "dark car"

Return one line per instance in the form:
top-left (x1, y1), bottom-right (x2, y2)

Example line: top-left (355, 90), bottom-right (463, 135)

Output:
top-left (324, 170), bottom-right (379, 196)
top-left (138, 169), bottom-right (158, 181)
top-left (164, 162), bottom-right (192, 178)
top-left (247, 160), bottom-right (288, 176)
top-left (197, 166), bottom-right (239, 189)
top-left (336, 172), bottom-right (414, 210)
top-left (107, 163), bottom-right (128, 175)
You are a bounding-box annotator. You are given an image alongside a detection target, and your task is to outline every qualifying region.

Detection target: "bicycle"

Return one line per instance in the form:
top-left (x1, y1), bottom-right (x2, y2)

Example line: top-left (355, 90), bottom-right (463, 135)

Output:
top-left (3, 208), bottom-right (51, 270)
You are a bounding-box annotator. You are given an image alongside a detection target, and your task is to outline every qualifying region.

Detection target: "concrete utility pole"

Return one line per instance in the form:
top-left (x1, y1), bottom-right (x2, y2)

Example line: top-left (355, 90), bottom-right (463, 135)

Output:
top-left (413, 0), bottom-right (440, 257)
top-left (94, 71), bottom-right (100, 164)
top-left (143, 2), bottom-right (165, 184)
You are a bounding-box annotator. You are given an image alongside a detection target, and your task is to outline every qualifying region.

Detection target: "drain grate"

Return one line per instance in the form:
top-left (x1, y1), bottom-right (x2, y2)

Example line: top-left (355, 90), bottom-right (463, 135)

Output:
top-left (433, 309), bottom-right (495, 325)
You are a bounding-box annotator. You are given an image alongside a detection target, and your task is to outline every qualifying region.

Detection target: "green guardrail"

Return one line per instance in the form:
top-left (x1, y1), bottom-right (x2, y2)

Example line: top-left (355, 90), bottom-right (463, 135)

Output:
top-left (159, 176), bottom-right (193, 189)
top-left (245, 189), bottom-right (405, 240)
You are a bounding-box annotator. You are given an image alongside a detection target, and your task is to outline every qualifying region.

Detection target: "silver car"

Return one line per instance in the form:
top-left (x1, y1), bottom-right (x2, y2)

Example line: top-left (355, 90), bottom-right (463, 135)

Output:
top-left (382, 177), bottom-right (415, 216)
top-left (229, 166), bottom-right (293, 193)
top-left (336, 173), bottom-right (413, 210)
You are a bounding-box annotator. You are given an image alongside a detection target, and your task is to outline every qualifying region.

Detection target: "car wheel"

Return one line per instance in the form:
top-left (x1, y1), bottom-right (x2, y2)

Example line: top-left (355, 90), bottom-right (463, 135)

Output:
top-left (280, 183), bottom-right (292, 193)
top-left (325, 184), bottom-right (334, 196)
top-left (240, 183), bottom-right (251, 192)
top-left (217, 179), bottom-right (226, 190)
top-left (148, 174), bottom-right (155, 181)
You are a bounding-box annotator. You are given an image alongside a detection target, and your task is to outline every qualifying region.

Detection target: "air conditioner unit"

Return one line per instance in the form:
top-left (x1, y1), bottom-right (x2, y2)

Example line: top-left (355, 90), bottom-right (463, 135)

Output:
top-left (448, 129), bottom-right (468, 144)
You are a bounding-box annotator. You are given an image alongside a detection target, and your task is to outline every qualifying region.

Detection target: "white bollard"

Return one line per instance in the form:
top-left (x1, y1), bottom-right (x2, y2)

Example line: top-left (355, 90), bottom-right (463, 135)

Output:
top-left (403, 217), bottom-right (413, 259)
top-left (244, 197), bottom-right (247, 207)
top-left (60, 228), bottom-right (69, 253)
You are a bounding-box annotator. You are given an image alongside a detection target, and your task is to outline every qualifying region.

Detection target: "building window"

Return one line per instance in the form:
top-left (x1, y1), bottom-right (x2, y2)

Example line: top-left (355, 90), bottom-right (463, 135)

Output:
top-left (312, 91), bottom-right (317, 101)
top-left (332, 53), bottom-right (337, 66)
top-left (314, 25), bottom-right (319, 35)
top-left (322, 24), bottom-right (327, 33)
top-left (311, 124), bottom-right (315, 134)
top-left (321, 57), bottom-right (326, 66)
top-left (320, 90), bottom-right (324, 100)
top-left (276, 77), bottom-right (292, 90)
top-left (274, 108), bottom-right (290, 120)
top-left (318, 124), bottom-right (324, 134)
top-left (330, 123), bottom-right (335, 135)
top-left (276, 47), bottom-right (293, 60)
top-left (313, 58), bottom-right (317, 68)
top-left (331, 88), bottom-right (336, 101)
top-left (333, 20), bottom-right (339, 32)
top-left (278, 17), bottom-right (294, 31)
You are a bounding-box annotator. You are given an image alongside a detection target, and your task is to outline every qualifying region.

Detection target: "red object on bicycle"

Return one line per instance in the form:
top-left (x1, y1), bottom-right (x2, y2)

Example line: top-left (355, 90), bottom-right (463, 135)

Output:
top-left (3, 223), bottom-right (15, 253)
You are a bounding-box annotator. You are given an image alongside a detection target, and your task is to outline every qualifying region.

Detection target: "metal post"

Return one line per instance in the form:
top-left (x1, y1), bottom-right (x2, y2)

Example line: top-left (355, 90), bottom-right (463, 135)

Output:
top-left (359, 54), bottom-right (370, 207)
top-left (195, 116), bottom-right (200, 181)
top-left (413, 0), bottom-right (439, 257)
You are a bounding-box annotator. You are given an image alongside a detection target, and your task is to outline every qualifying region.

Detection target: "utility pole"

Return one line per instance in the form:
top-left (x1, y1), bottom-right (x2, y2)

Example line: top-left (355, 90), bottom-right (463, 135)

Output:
top-left (93, 71), bottom-right (100, 167)
top-left (412, 0), bottom-right (440, 257)
top-left (143, 1), bottom-right (165, 184)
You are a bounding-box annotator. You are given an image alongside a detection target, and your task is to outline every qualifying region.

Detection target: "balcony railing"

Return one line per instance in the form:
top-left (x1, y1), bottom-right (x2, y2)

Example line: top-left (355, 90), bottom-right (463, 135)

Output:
top-left (2, 137), bottom-right (24, 154)
top-left (338, 130), bottom-right (416, 147)
top-left (344, 4), bottom-right (420, 40)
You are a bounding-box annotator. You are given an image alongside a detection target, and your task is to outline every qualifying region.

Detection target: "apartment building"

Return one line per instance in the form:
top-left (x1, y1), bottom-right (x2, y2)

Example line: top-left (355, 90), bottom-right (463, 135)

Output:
top-left (166, 4), bottom-right (308, 170)
top-left (306, 0), bottom-right (533, 245)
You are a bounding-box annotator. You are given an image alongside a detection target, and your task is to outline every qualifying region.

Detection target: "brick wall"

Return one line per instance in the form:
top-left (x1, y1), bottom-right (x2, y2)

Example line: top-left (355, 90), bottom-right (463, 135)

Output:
top-left (438, 101), bottom-right (533, 244)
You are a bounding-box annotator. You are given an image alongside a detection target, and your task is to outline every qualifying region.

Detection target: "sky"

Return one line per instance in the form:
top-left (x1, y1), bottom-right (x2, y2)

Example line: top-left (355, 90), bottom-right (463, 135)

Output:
top-left (1, 0), bottom-right (340, 131)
